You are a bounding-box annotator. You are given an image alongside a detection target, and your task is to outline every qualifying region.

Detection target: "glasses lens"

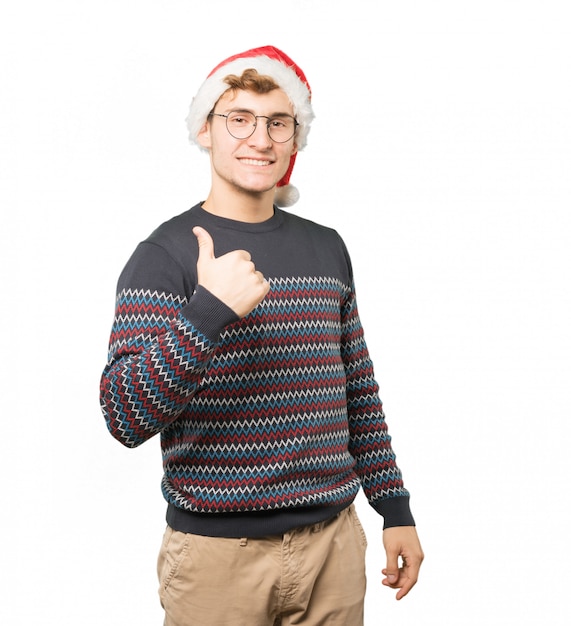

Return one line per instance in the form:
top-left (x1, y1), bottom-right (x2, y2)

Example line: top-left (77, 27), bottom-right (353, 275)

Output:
top-left (267, 116), bottom-right (296, 142)
top-left (226, 111), bottom-right (256, 139)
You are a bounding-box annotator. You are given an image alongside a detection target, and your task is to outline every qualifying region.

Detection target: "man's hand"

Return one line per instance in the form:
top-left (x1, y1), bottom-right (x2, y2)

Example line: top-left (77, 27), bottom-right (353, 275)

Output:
top-left (382, 526), bottom-right (424, 600)
top-left (193, 226), bottom-right (270, 318)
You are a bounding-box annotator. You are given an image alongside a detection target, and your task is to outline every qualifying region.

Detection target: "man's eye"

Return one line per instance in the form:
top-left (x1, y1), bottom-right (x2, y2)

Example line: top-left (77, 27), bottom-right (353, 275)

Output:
top-left (228, 113), bottom-right (253, 125)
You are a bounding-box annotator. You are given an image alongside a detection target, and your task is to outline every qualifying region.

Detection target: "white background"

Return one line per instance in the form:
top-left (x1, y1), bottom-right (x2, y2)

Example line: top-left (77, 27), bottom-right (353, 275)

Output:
top-left (1, 1), bottom-right (570, 624)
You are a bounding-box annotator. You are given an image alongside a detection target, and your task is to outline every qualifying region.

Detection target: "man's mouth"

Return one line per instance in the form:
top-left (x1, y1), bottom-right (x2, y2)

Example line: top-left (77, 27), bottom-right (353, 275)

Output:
top-left (239, 158), bottom-right (272, 167)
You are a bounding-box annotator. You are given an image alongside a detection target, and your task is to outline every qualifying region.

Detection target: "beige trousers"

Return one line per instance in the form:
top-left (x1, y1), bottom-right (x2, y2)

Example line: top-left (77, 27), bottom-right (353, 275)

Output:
top-left (157, 505), bottom-right (367, 626)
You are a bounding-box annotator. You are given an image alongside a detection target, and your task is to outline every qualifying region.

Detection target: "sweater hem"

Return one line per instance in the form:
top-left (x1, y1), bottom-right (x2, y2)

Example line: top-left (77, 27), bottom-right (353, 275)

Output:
top-left (165, 502), bottom-right (352, 538)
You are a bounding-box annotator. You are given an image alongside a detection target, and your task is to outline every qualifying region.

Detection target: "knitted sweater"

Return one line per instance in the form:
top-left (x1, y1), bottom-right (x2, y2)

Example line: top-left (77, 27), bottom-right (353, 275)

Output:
top-left (100, 204), bottom-right (414, 536)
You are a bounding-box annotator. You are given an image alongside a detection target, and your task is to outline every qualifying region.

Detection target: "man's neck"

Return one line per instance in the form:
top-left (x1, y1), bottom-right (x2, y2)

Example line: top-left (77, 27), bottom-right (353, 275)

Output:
top-left (201, 188), bottom-right (275, 223)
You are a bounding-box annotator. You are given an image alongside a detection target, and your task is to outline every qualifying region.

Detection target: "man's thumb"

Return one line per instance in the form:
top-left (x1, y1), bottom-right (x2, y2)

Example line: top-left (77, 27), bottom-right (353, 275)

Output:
top-left (193, 226), bottom-right (215, 260)
top-left (385, 555), bottom-right (400, 583)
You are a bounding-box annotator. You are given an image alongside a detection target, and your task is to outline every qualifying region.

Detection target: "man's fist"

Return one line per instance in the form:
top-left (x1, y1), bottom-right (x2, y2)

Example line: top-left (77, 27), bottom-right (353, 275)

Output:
top-left (193, 226), bottom-right (270, 318)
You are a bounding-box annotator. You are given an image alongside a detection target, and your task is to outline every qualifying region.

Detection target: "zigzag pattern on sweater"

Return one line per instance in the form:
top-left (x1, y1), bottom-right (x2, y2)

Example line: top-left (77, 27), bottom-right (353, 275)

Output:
top-left (101, 276), bottom-right (409, 513)
top-left (101, 288), bottom-right (215, 447)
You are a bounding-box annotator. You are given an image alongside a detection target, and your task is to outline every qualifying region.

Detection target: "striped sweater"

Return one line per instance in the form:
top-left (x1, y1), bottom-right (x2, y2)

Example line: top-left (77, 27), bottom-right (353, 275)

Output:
top-left (100, 204), bottom-right (414, 536)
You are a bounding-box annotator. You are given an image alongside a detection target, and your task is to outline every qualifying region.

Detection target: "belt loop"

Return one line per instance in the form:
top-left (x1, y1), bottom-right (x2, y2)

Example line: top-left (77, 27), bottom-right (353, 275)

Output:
top-left (239, 537), bottom-right (248, 547)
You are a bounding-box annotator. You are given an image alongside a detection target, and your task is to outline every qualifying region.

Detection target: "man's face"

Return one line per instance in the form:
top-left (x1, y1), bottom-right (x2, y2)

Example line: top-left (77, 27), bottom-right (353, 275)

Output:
top-left (198, 88), bottom-right (298, 198)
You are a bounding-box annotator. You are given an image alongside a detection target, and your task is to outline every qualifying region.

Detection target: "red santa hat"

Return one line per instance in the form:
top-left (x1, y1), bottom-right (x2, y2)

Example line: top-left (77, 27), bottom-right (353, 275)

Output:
top-left (186, 45), bottom-right (314, 207)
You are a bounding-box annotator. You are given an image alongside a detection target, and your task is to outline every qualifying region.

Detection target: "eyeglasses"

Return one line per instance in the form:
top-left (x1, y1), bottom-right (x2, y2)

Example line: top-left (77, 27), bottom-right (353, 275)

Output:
top-left (209, 110), bottom-right (298, 143)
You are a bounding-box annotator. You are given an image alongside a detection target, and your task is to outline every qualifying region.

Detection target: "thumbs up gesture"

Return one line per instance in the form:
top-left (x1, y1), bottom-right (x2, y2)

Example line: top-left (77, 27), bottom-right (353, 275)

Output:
top-left (193, 226), bottom-right (270, 318)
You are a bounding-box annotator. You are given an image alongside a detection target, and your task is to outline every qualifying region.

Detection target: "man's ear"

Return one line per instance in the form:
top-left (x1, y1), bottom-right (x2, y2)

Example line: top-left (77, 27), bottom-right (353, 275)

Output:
top-left (291, 143), bottom-right (298, 156)
top-left (197, 121), bottom-right (212, 149)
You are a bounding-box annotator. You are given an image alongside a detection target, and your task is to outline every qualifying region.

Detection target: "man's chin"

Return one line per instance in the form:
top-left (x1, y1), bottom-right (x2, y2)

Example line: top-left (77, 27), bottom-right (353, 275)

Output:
top-left (233, 182), bottom-right (276, 197)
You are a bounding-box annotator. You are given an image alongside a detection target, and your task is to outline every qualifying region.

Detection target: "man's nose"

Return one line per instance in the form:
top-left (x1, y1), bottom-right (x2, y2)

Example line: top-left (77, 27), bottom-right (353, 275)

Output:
top-left (248, 118), bottom-right (273, 148)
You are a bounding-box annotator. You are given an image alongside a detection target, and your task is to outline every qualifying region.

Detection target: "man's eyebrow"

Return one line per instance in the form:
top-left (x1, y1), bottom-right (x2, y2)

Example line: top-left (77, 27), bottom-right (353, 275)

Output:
top-left (225, 108), bottom-right (294, 118)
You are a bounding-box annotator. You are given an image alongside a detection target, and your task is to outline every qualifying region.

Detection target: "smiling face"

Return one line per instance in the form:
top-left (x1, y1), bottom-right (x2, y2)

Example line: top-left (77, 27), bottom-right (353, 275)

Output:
top-left (198, 88), bottom-right (298, 205)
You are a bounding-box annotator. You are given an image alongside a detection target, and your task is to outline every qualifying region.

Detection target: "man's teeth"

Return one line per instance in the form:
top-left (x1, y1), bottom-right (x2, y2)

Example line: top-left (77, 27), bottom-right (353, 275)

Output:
top-left (241, 159), bottom-right (271, 166)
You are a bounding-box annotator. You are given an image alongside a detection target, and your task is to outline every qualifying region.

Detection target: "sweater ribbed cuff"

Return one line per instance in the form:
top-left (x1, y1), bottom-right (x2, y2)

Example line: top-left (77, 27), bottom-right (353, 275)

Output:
top-left (373, 495), bottom-right (416, 529)
top-left (180, 285), bottom-right (240, 343)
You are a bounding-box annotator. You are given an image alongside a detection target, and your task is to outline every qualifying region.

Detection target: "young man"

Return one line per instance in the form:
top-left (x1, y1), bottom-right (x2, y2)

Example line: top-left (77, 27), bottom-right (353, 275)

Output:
top-left (100, 45), bottom-right (423, 625)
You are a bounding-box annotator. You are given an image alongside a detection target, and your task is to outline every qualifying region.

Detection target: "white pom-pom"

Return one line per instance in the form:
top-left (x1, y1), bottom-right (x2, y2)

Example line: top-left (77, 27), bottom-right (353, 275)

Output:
top-left (274, 184), bottom-right (300, 207)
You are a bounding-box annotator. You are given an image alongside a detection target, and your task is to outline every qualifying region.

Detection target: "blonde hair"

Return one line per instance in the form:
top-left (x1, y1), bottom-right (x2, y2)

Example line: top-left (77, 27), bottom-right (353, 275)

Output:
top-left (222, 68), bottom-right (280, 95)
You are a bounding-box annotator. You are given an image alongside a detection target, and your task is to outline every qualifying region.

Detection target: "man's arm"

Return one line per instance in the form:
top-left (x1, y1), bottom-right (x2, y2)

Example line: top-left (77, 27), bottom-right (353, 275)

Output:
top-left (100, 228), bottom-right (268, 448)
top-left (337, 239), bottom-right (423, 596)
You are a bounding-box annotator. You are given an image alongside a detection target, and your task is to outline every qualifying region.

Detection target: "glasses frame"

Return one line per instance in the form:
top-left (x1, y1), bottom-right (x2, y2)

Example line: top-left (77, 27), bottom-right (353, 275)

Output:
top-left (209, 111), bottom-right (299, 143)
